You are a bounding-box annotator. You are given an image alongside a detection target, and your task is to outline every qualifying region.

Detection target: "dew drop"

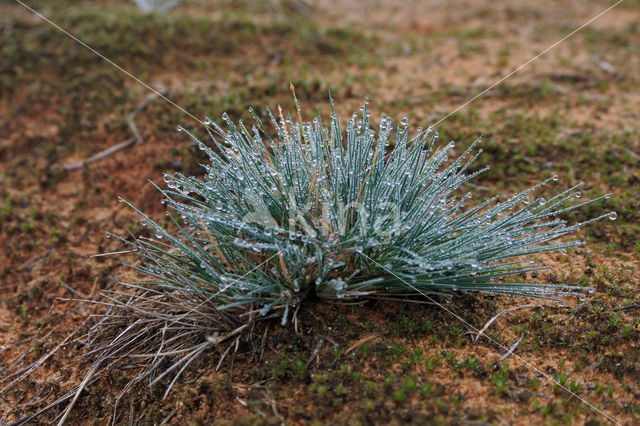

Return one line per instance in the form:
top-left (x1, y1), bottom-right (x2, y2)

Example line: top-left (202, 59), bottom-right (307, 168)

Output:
top-left (552, 175), bottom-right (559, 181)
top-left (177, 126), bottom-right (183, 132)
top-left (604, 193), bottom-right (612, 199)
top-left (204, 118), bottom-right (211, 125)
top-left (538, 197), bottom-right (547, 206)
top-left (575, 192), bottom-right (581, 199)
top-left (608, 211), bottom-right (617, 220)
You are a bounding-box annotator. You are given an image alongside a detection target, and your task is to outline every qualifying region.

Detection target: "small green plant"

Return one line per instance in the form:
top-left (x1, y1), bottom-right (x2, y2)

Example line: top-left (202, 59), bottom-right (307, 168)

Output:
top-left (392, 390), bottom-right (407, 403)
top-left (491, 367), bottom-right (510, 396)
top-left (420, 383), bottom-right (432, 396)
top-left (554, 371), bottom-right (570, 393)
top-left (465, 357), bottom-right (480, 370)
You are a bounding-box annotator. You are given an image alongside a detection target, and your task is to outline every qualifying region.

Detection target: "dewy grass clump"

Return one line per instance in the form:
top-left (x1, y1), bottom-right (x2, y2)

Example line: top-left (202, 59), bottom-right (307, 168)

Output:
top-left (117, 97), bottom-right (613, 327)
top-left (70, 96), bottom-right (613, 411)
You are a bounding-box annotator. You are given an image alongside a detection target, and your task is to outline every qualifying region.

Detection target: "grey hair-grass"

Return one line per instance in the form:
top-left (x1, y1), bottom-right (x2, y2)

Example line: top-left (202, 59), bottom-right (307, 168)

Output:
top-left (116, 98), bottom-right (611, 324)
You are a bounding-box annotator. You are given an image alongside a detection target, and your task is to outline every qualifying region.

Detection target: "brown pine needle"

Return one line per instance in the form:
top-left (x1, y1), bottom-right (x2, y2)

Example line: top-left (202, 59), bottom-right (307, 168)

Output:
top-left (345, 332), bottom-right (381, 355)
top-left (197, 212), bottom-right (231, 269)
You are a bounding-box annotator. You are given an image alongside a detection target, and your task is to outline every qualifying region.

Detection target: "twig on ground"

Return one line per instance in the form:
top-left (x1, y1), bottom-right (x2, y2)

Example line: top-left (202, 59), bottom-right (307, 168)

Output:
top-left (305, 338), bottom-right (324, 368)
top-left (316, 334), bottom-right (339, 347)
top-left (126, 90), bottom-right (167, 145)
top-left (62, 138), bottom-right (137, 171)
top-left (62, 90), bottom-right (166, 171)
top-left (261, 386), bottom-right (279, 418)
top-left (293, 304), bottom-right (301, 334)
top-left (207, 323), bottom-right (249, 345)
top-left (88, 277), bottom-right (99, 300)
top-left (612, 304), bottom-right (640, 312)
top-left (259, 323), bottom-right (269, 361)
top-left (216, 342), bottom-right (234, 372)
top-left (160, 408), bottom-right (178, 425)
top-left (345, 333), bottom-right (381, 355)
top-left (573, 301), bottom-right (587, 316)
top-left (0, 334), bottom-right (39, 354)
top-left (58, 278), bottom-right (87, 299)
top-left (235, 395), bottom-right (247, 407)
top-left (500, 332), bottom-right (528, 361)
top-left (474, 304), bottom-right (535, 344)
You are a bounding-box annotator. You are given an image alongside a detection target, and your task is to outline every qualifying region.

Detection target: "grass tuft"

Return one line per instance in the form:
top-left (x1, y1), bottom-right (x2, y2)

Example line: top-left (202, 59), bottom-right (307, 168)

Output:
top-left (67, 97), bottom-right (612, 414)
top-left (118, 98), bottom-right (611, 319)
